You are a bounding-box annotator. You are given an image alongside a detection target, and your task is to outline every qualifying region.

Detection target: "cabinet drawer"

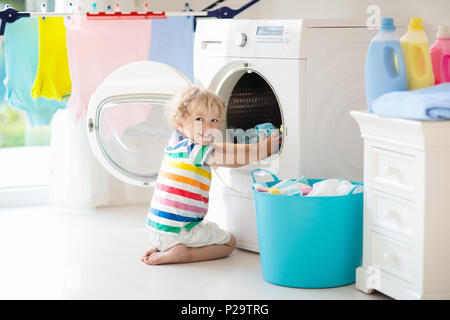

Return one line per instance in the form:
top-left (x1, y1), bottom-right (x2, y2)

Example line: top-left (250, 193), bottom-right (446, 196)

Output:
top-left (369, 189), bottom-right (416, 239)
top-left (369, 147), bottom-right (418, 200)
top-left (371, 232), bottom-right (415, 284)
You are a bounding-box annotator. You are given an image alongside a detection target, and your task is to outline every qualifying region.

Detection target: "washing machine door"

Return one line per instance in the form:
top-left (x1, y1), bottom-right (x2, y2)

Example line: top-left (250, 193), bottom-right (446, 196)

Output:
top-left (210, 63), bottom-right (285, 198)
top-left (87, 61), bottom-right (192, 187)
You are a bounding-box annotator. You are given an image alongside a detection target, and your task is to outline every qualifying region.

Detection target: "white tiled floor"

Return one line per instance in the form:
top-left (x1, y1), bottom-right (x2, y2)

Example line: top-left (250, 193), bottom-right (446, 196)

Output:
top-left (0, 205), bottom-right (390, 300)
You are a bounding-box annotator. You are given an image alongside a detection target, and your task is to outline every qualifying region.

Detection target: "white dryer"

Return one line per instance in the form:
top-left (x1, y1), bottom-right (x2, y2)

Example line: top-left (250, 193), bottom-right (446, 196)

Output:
top-left (87, 19), bottom-right (385, 253)
top-left (195, 19), bottom-right (380, 252)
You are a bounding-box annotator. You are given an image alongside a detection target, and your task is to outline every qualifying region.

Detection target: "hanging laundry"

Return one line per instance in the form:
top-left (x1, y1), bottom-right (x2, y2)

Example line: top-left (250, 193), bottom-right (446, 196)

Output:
top-left (149, 16), bottom-right (195, 82)
top-left (31, 17), bottom-right (71, 101)
top-left (0, 41), bottom-right (6, 104)
top-left (64, 16), bottom-right (151, 122)
top-left (3, 18), bottom-right (66, 126)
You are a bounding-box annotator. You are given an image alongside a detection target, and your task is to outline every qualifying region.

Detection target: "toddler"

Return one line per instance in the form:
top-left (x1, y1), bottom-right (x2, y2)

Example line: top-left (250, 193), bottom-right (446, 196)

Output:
top-left (141, 86), bottom-right (281, 265)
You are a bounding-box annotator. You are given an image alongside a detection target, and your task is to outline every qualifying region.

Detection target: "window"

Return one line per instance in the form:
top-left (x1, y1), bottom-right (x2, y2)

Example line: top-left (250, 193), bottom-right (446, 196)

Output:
top-left (0, 105), bottom-right (51, 206)
top-left (0, 0), bottom-right (51, 206)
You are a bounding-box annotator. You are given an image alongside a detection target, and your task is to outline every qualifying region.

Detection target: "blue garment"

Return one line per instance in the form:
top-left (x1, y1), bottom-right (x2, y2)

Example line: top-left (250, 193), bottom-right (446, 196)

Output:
top-left (371, 83), bottom-right (450, 120)
top-left (148, 16), bottom-right (195, 82)
top-left (0, 41), bottom-right (6, 104)
top-left (254, 123), bottom-right (278, 138)
top-left (3, 18), bottom-right (66, 126)
top-left (229, 122), bottom-right (279, 144)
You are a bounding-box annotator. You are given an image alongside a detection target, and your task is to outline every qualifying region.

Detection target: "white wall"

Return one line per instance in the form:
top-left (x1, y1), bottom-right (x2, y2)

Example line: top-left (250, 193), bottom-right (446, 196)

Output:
top-left (136, 0), bottom-right (450, 41)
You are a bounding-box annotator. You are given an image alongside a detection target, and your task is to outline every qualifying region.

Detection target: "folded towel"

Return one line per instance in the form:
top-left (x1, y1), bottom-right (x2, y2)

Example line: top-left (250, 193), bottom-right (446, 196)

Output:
top-left (371, 83), bottom-right (450, 120)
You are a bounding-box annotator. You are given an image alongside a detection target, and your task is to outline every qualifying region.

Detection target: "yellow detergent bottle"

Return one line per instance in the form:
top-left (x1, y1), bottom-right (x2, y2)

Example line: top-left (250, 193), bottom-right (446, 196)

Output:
top-left (400, 18), bottom-right (435, 90)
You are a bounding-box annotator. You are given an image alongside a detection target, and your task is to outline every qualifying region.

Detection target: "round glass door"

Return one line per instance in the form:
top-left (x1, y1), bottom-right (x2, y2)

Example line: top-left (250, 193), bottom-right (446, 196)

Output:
top-left (95, 95), bottom-right (173, 186)
top-left (210, 65), bottom-right (284, 197)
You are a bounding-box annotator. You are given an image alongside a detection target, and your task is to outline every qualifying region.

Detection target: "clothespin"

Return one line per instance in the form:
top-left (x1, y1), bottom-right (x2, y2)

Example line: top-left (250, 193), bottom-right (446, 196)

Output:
top-left (92, 3), bottom-right (97, 13)
top-left (115, 3), bottom-right (120, 13)
top-left (143, 3), bottom-right (149, 13)
top-left (41, 1), bottom-right (47, 20)
top-left (0, 7), bottom-right (30, 35)
top-left (66, 2), bottom-right (73, 19)
top-left (184, 2), bottom-right (193, 20)
top-left (184, 2), bottom-right (193, 12)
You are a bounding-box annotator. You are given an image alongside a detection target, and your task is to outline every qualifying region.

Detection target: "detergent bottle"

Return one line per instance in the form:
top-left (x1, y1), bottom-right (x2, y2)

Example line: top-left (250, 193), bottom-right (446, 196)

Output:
top-left (400, 17), bottom-right (435, 90)
top-left (365, 18), bottom-right (407, 111)
top-left (430, 26), bottom-right (450, 84)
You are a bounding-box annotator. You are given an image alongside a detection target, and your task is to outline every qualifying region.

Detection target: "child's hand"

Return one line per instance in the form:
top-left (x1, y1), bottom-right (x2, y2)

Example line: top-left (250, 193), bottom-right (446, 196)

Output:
top-left (258, 130), bottom-right (282, 159)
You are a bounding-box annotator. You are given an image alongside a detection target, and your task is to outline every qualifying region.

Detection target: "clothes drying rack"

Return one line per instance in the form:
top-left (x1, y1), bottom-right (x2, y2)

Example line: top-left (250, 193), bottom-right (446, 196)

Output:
top-left (0, 0), bottom-right (260, 36)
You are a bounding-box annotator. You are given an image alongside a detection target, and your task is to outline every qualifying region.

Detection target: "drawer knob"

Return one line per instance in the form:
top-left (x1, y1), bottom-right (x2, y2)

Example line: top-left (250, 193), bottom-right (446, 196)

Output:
top-left (383, 252), bottom-right (398, 264)
top-left (385, 165), bottom-right (403, 182)
top-left (385, 210), bottom-right (399, 221)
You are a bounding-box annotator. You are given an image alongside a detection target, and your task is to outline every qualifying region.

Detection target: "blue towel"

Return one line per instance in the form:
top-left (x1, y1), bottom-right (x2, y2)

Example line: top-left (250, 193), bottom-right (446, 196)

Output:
top-left (148, 16), bottom-right (195, 82)
top-left (371, 83), bottom-right (450, 120)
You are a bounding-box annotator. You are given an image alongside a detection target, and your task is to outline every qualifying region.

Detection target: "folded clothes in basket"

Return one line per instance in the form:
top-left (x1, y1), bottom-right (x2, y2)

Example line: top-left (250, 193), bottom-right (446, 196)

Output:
top-left (371, 83), bottom-right (450, 120)
top-left (253, 177), bottom-right (311, 196)
top-left (253, 177), bottom-right (362, 197)
top-left (306, 179), bottom-right (363, 197)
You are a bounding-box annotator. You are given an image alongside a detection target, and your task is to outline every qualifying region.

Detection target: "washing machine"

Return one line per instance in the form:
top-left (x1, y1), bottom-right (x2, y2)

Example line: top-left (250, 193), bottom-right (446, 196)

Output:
top-left (87, 19), bottom-right (385, 253)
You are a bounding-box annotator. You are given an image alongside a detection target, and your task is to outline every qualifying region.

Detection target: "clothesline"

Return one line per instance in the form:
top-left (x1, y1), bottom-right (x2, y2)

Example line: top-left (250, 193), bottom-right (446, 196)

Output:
top-left (0, 0), bottom-right (260, 127)
top-left (0, 0), bottom-right (261, 35)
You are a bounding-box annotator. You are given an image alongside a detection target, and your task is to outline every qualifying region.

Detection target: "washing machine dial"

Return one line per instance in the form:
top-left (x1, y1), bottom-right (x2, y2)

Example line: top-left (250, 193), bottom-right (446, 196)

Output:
top-left (234, 33), bottom-right (248, 47)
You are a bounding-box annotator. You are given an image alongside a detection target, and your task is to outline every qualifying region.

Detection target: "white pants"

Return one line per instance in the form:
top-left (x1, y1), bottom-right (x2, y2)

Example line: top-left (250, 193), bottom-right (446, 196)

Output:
top-left (148, 220), bottom-right (232, 252)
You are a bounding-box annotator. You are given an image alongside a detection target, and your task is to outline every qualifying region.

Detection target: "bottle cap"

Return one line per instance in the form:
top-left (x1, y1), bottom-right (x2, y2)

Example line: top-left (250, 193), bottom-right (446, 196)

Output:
top-left (408, 17), bottom-right (424, 31)
top-left (437, 26), bottom-right (450, 39)
top-left (380, 18), bottom-right (395, 31)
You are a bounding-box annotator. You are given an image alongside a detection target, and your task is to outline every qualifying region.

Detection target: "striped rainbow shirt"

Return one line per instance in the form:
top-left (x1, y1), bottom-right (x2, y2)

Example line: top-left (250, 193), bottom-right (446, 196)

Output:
top-left (147, 131), bottom-right (215, 234)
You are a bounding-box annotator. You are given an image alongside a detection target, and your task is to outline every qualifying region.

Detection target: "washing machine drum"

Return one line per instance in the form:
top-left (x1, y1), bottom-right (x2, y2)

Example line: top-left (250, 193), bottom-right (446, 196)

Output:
top-left (225, 71), bottom-right (282, 133)
top-left (87, 61), bottom-right (192, 187)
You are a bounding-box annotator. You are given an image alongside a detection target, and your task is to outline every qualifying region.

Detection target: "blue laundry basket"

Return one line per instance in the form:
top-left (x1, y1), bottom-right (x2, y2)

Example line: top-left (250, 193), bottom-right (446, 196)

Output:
top-left (251, 169), bottom-right (363, 288)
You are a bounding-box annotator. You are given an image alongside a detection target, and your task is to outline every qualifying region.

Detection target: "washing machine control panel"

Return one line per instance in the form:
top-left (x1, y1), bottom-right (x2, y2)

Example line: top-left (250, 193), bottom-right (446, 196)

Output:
top-left (228, 20), bottom-right (303, 58)
top-left (255, 25), bottom-right (289, 44)
top-left (195, 19), bottom-right (304, 59)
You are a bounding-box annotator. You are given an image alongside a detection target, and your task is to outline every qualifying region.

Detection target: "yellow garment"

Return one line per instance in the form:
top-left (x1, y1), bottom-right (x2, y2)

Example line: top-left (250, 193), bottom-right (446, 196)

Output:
top-left (31, 17), bottom-right (71, 101)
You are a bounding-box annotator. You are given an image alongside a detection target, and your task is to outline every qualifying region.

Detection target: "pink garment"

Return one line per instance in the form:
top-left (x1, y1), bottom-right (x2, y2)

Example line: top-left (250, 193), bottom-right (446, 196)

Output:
top-left (99, 103), bottom-right (153, 140)
top-left (65, 16), bottom-right (151, 122)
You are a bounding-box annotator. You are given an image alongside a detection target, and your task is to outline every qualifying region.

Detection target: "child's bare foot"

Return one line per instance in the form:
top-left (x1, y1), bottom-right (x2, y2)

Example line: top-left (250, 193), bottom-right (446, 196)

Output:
top-left (146, 244), bottom-right (190, 265)
top-left (141, 246), bottom-right (158, 264)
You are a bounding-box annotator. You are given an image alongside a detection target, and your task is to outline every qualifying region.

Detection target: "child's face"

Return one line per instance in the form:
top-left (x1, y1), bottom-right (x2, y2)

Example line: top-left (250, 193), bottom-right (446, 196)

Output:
top-left (179, 108), bottom-right (222, 145)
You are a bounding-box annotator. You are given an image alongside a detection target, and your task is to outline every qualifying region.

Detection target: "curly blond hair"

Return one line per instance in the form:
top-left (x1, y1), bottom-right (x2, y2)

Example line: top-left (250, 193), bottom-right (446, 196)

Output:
top-left (168, 86), bottom-right (225, 129)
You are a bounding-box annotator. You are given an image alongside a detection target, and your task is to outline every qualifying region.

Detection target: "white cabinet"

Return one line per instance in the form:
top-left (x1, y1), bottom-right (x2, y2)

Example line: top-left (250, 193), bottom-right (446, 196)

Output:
top-left (351, 111), bottom-right (450, 300)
